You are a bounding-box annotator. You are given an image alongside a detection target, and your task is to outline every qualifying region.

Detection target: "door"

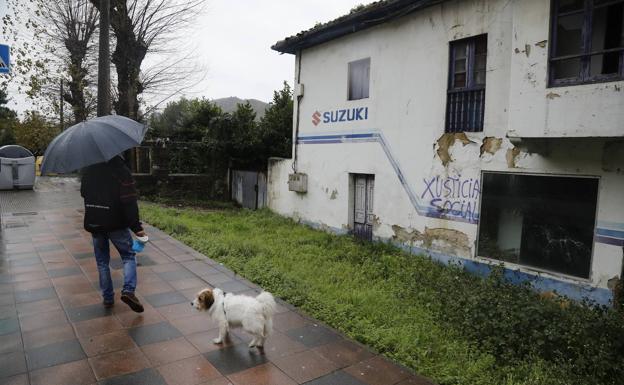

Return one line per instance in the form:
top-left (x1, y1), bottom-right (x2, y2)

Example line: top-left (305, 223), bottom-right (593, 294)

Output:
top-left (256, 172), bottom-right (267, 209)
top-left (230, 170), bottom-right (267, 210)
top-left (353, 174), bottom-right (374, 241)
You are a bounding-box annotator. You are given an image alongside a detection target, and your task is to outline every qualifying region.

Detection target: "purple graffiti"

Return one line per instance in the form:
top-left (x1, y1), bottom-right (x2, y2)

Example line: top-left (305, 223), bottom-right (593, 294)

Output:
top-left (421, 176), bottom-right (480, 221)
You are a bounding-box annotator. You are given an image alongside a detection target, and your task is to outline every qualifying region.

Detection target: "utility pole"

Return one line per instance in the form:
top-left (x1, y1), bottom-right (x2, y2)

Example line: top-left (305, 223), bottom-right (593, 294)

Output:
top-left (97, 0), bottom-right (110, 117)
top-left (59, 79), bottom-right (64, 130)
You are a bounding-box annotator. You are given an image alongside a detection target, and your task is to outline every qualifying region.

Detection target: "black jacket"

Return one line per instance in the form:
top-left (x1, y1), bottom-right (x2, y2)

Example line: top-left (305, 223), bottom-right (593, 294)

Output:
top-left (80, 157), bottom-right (143, 234)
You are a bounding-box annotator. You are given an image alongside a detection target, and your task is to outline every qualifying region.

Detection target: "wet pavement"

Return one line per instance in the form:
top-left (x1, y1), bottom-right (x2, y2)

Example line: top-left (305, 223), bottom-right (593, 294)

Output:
top-left (0, 177), bottom-right (435, 385)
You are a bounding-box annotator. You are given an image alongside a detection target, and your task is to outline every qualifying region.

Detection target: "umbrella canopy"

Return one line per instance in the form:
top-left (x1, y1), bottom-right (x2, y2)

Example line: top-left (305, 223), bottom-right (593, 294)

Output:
top-left (41, 115), bottom-right (146, 175)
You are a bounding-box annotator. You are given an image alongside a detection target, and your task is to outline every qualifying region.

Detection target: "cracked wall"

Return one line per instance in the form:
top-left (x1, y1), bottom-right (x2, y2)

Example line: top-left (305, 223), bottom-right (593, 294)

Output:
top-left (266, 0), bottom-right (624, 299)
top-left (392, 225), bottom-right (471, 258)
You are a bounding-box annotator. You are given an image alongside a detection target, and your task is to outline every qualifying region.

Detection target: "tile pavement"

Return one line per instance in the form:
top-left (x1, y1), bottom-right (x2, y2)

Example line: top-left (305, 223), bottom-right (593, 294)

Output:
top-left (0, 179), bottom-right (436, 385)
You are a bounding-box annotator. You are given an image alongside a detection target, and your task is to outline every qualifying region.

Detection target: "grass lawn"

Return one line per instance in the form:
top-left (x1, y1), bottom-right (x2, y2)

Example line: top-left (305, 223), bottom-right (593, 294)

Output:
top-left (141, 202), bottom-right (624, 385)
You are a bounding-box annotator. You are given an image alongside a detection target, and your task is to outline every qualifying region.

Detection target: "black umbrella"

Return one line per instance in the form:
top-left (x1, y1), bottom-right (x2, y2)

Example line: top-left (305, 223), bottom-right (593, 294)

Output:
top-left (41, 115), bottom-right (146, 174)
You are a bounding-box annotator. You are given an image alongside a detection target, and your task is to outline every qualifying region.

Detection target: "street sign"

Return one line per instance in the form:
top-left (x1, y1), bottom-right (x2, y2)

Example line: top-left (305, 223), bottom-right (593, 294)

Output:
top-left (0, 44), bottom-right (9, 74)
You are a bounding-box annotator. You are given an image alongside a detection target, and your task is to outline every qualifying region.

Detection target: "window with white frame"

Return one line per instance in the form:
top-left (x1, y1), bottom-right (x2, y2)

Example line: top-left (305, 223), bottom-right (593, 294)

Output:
top-left (477, 172), bottom-right (599, 279)
top-left (348, 58), bottom-right (370, 100)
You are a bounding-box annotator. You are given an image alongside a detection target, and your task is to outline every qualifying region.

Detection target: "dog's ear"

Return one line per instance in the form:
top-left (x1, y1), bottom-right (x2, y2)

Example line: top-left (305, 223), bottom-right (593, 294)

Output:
top-left (198, 290), bottom-right (214, 310)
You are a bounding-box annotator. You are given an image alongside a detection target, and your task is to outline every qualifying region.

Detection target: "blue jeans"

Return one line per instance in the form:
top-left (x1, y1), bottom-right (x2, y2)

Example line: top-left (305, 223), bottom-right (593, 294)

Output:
top-left (92, 228), bottom-right (137, 302)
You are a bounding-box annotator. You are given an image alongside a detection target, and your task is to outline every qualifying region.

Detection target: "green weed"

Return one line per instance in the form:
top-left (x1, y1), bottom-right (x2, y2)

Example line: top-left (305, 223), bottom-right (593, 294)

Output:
top-left (140, 204), bottom-right (624, 385)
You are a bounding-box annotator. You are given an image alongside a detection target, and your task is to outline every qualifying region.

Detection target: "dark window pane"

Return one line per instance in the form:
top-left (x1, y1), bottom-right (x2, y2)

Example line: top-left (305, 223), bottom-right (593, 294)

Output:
top-left (589, 4), bottom-right (623, 76)
top-left (590, 52), bottom-right (620, 75)
top-left (473, 36), bottom-right (487, 86)
top-left (348, 58), bottom-right (370, 100)
top-left (475, 36), bottom-right (487, 54)
top-left (362, 65), bottom-right (370, 98)
top-left (558, 0), bottom-right (584, 13)
top-left (475, 54), bottom-right (486, 71)
top-left (454, 59), bottom-right (466, 73)
top-left (454, 73), bottom-right (466, 88)
top-left (454, 41), bottom-right (468, 59)
top-left (478, 173), bottom-right (597, 279)
top-left (556, 14), bottom-right (584, 56)
top-left (552, 57), bottom-right (581, 79)
top-left (592, 4), bottom-right (623, 51)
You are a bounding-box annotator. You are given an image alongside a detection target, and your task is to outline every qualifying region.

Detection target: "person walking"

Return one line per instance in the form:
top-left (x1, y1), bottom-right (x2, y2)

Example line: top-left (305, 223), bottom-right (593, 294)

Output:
top-left (80, 155), bottom-right (145, 312)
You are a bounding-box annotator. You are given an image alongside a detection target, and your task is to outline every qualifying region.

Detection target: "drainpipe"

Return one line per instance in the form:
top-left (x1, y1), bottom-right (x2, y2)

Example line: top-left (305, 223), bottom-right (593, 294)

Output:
top-left (292, 50), bottom-right (303, 173)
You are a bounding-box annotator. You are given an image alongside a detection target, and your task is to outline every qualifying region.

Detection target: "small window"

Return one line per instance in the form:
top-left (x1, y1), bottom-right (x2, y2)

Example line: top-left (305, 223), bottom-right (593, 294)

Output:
top-left (445, 35), bottom-right (487, 133)
top-left (348, 58), bottom-right (370, 100)
top-left (477, 173), bottom-right (599, 279)
top-left (549, 0), bottom-right (624, 86)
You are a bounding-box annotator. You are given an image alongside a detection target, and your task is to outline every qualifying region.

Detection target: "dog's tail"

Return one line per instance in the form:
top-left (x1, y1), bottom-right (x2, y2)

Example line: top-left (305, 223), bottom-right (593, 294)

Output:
top-left (256, 291), bottom-right (276, 337)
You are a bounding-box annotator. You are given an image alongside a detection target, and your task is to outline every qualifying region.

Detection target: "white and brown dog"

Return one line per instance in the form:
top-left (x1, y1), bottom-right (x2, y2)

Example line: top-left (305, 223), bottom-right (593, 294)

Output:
top-left (191, 288), bottom-right (276, 348)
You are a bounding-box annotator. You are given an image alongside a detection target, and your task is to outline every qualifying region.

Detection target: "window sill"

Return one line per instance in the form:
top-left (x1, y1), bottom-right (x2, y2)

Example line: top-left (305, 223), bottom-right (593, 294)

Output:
top-left (548, 76), bottom-right (624, 88)
top-left (444, 129), bottom-right (484, 134)
top-left (474, 255), bottom-right (593, 284)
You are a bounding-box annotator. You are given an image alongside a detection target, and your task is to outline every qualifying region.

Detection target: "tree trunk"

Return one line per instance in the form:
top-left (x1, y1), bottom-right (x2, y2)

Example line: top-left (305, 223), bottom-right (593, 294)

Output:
top-left (64, 63), bottom-right (89, 123)
top-left (91, 0), bottom-right (147, 120)
top-left (111, 37), bottom-right (146, 120)
top-left (97, 0), bottom-right (111, 117)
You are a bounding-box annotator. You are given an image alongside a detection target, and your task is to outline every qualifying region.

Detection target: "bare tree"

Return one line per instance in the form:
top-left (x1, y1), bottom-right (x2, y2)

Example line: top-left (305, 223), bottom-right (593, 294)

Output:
top-left (43, 1), bottom-right (99, 123)
top-left (2, 0), bottom-right (99, 124)
top-left (2, 0), bottom-right (54, 114)
top-left (90, 0), bottom-right (205, 120)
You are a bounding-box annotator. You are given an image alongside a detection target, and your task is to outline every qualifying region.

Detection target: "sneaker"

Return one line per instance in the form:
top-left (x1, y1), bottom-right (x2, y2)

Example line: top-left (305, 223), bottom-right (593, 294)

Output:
top-left (103, 299), bottom-right (114, 308)
top-left (121, 292), bottom-right (144, 313)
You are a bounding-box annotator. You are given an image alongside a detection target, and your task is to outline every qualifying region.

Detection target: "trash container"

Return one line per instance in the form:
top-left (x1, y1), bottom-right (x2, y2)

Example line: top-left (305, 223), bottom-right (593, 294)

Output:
top-left (0, 145), bottom-right (36, 190)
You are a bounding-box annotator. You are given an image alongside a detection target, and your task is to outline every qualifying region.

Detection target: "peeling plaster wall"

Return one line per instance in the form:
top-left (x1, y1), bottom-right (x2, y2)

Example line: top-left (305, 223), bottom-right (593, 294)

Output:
top-left (268, 0), bottom-right (624, 301)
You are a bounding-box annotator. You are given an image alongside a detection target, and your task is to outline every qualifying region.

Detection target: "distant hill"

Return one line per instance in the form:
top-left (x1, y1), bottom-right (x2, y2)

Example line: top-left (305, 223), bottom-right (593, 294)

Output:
top-left (211, 97), bottom-right (269, 120)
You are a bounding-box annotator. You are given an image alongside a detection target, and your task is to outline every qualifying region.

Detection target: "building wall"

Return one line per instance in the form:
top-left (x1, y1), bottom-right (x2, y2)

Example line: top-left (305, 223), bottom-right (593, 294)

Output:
top-left (269, 0), bottom-right (624, 304)
top-left (508, 0), bottom-right (624, 138)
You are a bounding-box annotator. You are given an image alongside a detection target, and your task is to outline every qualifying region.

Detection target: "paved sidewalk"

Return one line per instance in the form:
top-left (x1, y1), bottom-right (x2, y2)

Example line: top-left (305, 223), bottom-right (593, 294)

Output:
top-left (0, 178), bottom-right (435, 385)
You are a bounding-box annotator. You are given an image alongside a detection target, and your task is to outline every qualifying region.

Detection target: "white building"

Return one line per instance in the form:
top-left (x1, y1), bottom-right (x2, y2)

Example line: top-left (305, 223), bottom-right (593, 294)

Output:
top-left (269, 0), bottom-right (624, 305)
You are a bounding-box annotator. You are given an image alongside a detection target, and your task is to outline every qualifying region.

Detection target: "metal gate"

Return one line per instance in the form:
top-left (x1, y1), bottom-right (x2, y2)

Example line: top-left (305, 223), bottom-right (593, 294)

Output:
top-left (231, 170), bottom-right (267, 209)
top-left (353, 174), bottom-right (374, 241)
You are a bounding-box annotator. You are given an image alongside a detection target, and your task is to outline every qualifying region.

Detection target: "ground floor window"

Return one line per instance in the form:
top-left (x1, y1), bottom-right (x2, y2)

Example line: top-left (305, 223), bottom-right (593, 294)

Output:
top-left (477, 172), bottom-right (599, 279)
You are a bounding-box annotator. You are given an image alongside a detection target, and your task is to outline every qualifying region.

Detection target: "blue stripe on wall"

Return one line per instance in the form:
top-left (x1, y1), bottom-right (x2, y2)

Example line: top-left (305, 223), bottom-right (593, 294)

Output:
top-left (595, 235), bottom-right (624, 247)
top-left (299, 131), bottom-right (478, 224)
top-left (297, 131), bottom-right (624, 245)
top-left (596, 228), bottom-right (624, 239)
top-left (300, 218), bottom-right (613, 305)
top-left (298, 133), bottom-right (377, 140)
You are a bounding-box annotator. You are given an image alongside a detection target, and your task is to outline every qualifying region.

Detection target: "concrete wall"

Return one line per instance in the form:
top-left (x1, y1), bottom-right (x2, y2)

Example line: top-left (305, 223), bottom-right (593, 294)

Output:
top-left (269, 0), bottom-right (624, 304)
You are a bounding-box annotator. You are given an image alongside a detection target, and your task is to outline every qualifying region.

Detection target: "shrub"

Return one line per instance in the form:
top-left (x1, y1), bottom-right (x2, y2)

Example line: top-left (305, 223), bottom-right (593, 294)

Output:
top-left (433, 267), bottom-right (624, 385)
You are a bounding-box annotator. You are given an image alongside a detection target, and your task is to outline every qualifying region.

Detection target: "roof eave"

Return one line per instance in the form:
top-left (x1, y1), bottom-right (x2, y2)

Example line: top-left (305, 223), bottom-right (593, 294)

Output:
top-left (271, 0), bottom-right (445, 55)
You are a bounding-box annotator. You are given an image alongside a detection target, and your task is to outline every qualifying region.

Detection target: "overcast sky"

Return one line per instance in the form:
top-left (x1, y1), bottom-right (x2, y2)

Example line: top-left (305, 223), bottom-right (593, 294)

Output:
top-left (186, 0), bottom-right (375, 103)
top-left (0, 0), bottom-right (375, 113)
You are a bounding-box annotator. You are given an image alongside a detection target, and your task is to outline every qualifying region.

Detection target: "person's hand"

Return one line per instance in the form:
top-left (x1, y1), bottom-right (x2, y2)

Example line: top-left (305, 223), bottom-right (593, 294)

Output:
top-left (136, 230), bottom-right (146, 237)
